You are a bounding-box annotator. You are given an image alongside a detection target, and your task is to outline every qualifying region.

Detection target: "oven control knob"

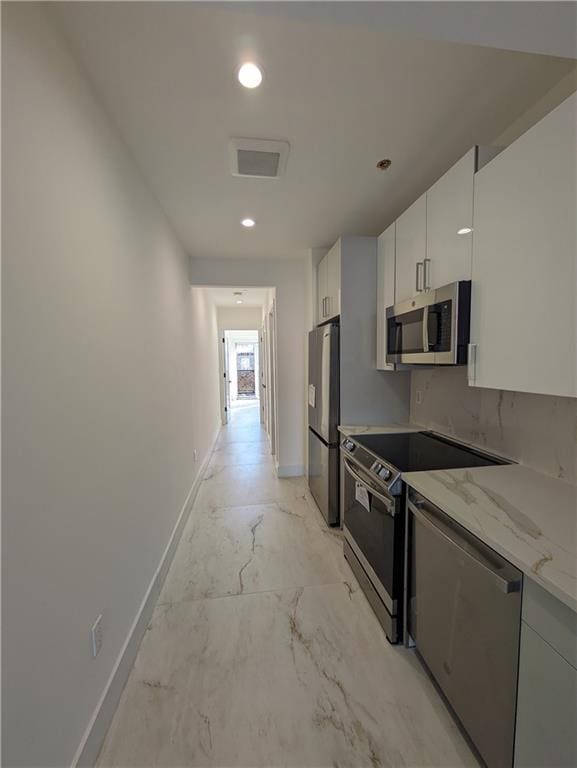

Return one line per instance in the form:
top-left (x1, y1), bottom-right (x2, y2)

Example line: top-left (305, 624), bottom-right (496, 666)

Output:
top-left (378, 466), bottom-right (391, 480)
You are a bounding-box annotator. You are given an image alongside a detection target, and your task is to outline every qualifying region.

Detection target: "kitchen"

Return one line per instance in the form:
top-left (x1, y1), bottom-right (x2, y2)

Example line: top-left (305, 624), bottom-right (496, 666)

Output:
top-left (307, 92), bottom-right (577, 768)
top-left (3, 3), bottom-right (577, 767)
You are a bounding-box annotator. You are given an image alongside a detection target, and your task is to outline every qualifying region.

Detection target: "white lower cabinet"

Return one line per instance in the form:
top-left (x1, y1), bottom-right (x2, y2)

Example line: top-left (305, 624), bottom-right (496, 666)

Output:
top-left (376, 223), bottom-right (395, 370)
top-left (469, 92), bottom-right (577, 397)
top-left (515, 623), bottom-right (577, 768)
top-left (515, 579), bottom-right (577, 767)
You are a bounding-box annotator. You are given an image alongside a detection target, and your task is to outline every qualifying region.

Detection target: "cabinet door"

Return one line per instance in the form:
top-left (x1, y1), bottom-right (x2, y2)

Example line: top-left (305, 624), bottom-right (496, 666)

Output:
top-left (515, 621), bottom-right (577, 768)
top-left (470, 94), bottom-right (577, 397)
top-left (327, 240), bottom-right (341, 319)
top-left (377, 224), bottom-right (396, 370)
top-left (317, 254), bottom-right (328, 324)
top-left (395, 193), bottom-right (426, 303)
top-left (426, 149), bottom-right (475, 289)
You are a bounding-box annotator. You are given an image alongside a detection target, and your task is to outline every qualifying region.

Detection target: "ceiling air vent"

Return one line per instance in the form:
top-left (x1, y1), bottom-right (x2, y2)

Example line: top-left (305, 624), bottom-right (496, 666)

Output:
top-left (229, 138), bottom-right (290, 179)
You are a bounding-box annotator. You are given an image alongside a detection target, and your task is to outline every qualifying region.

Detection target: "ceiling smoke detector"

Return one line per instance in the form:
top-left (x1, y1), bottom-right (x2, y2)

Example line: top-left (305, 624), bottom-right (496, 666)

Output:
top-left (229, 138), bottom-right (290, 179)
top-left (377, 158), bottom-right (392, 171)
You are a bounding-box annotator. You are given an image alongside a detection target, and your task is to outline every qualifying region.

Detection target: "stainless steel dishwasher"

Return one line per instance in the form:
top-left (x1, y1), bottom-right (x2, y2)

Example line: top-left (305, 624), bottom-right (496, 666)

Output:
top-left (407, 489), bottom-right (523, 768)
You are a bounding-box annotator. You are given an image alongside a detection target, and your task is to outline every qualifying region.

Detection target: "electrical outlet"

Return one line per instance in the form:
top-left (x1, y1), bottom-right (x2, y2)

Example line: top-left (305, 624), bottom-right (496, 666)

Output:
top-left (91, 614), bottom-right (103, 658)
top-left (193, 449), bottom-right (198, 462)
top-left (416, 390), bottom-right (423, 405)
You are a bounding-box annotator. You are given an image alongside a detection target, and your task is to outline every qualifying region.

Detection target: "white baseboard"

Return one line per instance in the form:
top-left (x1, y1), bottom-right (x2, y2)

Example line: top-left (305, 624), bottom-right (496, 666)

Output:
top-left (276, 464), bottom-right (305, 478)
top-left (71, 429), bottom-right (219, 767)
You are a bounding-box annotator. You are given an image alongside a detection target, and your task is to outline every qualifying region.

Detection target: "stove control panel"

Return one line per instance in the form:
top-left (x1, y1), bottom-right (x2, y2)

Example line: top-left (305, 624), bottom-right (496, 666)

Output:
top-left (370, 461), bottom-right (391, 481)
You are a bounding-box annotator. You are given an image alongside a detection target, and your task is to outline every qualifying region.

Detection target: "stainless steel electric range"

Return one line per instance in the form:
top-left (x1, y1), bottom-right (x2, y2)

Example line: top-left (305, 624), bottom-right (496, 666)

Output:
top-left (340, 431), bottom-right (507, 643)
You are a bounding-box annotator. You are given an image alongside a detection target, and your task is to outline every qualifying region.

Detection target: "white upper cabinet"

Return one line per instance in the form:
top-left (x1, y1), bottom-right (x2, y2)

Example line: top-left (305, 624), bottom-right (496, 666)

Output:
top-left (426, 148), bottom-right (475, 288)
top-left (395, 193), bottom-right (427, 302)
top-left (376, 223), bottom-right (396, 370)
top-left (326, 240), bottom-right (341, 320)
top-left (316, 240), bottom-right (341, 324)
top-left (316, 253), bottom-right (328, 323)
top-left (469, 92), bottom-right (577, 398)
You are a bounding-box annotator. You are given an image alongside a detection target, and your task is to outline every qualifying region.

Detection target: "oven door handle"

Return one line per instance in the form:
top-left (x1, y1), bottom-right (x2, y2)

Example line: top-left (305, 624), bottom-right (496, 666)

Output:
top-left (343, 458), bottom-right (397, 516)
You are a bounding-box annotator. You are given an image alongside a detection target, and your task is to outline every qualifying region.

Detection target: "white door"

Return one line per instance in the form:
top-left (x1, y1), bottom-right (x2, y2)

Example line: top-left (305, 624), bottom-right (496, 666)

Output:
top-left (259, 328), bottom-right (265, 424)
top-left (219, 334), bottom-right (231, 425)
top-left (426, 148), bottom-right (475, 289)
top-left (267, 307), bottom-right (277, 456)
top-left (376, 223), bottom-right (396, 370)
top-left (470, 93), bottom-right (576, 397)
top-left (395, 193), bottom-right (427, 302)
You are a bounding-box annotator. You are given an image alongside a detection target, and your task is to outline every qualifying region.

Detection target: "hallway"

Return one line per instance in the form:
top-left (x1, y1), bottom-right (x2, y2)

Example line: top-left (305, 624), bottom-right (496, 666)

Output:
top-left (96, 405), bottom-right (476, 767)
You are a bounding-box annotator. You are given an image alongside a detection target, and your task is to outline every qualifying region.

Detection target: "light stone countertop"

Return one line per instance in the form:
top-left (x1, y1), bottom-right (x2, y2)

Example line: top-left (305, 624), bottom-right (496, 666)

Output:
top-left (403, 464), bottom-right (577, 613)
top-left (338, 424), bottom-right (421, 436)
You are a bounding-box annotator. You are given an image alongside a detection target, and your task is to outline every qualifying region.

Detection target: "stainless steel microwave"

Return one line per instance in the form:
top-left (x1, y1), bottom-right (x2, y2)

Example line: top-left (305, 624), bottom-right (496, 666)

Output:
top-left (386, 281), bottom-right (471, 365)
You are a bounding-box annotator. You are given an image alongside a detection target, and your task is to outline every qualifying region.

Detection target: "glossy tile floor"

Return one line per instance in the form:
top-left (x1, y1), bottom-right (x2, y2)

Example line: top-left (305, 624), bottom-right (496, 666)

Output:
top-left (97, 402), bottom-right (477, 767)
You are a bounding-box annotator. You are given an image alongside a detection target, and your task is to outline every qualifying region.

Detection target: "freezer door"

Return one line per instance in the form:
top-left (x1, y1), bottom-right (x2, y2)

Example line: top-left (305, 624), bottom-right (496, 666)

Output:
top-left (307, 428), bottom-right (339, 525)
top-left (308, 325), bottom-right (339, 444)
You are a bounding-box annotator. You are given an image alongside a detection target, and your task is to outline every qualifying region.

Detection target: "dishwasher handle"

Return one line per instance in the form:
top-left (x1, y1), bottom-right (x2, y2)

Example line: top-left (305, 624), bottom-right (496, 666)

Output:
top-left (408, 497), bottom-right (522, 595)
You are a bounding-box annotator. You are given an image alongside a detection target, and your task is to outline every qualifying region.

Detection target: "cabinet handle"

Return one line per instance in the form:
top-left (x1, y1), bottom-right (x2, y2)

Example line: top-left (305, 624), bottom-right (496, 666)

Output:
top-left (467, 343), bottom-right (477, 385)
top-left (323, 297), bottom-right (328, 317)
top-left (416, 262), bottom-right (424, 292)
top-left (424, 258), bottom-right (431, 291)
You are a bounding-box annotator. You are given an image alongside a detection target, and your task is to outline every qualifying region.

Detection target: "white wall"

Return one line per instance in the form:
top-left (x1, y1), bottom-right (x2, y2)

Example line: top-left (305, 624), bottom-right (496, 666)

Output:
top-left (191, 258), bottom-right (307, 475)
top-left (217, 306), bottom-right (262, 331)
top-left (2, 5), bottom-right (220, 766)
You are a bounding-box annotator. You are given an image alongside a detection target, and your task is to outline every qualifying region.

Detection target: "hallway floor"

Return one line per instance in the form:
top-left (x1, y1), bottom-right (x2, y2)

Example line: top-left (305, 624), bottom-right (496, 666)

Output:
top-left (97, 404), bottom-right (476, 767)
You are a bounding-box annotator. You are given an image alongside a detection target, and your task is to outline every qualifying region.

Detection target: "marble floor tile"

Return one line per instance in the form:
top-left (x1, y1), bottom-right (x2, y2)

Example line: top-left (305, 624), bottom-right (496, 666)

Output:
top-left (158, 501), bottom-right (351, 604)
top-left (97, 583), bottom-right (477, 768)
top-left (207, 440), bottom-right (274, 469)
top-left (96, 403), bottom-right (477, 768)
top-left (196, 463), bottom-right (312, 511)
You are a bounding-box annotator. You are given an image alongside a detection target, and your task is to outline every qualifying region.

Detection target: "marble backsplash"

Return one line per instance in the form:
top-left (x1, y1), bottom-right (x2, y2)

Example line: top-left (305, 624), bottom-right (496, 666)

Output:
top-left (410, 367), bottom-right (577, 485)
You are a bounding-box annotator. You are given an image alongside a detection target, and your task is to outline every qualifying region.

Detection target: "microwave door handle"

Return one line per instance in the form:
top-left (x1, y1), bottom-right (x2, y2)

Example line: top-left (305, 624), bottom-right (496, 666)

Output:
top-left (422, 305), bottom-right (429, 351)
top-left (343, 458), bottom-right (396, 515)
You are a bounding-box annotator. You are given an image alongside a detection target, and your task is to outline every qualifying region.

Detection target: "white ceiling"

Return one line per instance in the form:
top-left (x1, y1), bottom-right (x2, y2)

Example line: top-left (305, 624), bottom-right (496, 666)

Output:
top-left (204, 286), bottom-right (270, 308)
top-left (54, 3), bottom-right (576, 260)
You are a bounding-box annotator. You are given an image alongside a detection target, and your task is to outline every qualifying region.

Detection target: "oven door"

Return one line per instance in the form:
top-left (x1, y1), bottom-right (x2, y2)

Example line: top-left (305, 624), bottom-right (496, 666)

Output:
top-left (342, 456), bottom-right (403, 628)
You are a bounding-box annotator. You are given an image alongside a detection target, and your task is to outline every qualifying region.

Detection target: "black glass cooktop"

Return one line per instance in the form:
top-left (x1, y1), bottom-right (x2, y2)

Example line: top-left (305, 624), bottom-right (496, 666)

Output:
top-left (353, 431), bottom-right (507, 473)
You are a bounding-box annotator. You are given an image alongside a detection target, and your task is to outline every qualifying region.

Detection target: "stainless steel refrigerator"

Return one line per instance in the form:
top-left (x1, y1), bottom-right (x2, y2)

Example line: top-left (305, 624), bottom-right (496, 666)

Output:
top-left (307, 323), bottom-right (340, 525)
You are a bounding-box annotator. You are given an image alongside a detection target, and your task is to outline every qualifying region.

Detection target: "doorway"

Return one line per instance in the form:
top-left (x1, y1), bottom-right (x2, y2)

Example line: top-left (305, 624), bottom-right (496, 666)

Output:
top-left (220, 329), bottom-right (260, 424)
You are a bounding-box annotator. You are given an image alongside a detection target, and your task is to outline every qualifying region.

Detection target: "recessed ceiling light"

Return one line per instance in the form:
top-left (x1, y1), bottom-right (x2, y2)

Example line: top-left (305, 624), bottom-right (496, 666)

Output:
top-left (457, 227), bottom-right (473, 235)
top-left (236, 299), bottom-right (243, 304)
top-left (237, 62), bottom-right (263, 89)
top-left (241, 218), bottom-right (255, 228)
